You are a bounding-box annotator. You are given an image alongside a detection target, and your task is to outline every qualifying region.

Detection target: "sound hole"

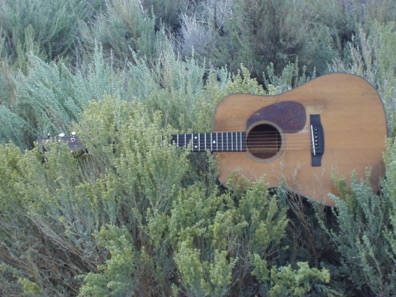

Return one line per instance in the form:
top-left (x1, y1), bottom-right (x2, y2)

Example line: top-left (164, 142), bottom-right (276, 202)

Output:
top-left (247, 123), bottom-right (282, 159)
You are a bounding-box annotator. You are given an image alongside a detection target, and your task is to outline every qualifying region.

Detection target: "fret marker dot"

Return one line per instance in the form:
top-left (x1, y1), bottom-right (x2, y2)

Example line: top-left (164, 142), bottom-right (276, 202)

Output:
top-left (213, 141), bottom-right (216, 144)
top-left (194, 136), bottom-right (197, 139)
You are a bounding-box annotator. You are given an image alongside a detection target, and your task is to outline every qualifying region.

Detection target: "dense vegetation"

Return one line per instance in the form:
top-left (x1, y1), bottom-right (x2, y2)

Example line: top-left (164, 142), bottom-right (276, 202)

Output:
top-left (0, 0), bottom-right (396, 296)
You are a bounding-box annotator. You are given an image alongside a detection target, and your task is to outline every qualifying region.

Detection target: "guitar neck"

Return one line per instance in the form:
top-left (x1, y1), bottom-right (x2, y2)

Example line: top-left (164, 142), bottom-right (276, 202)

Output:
top-left (171, 132), bottom-right (247, 152)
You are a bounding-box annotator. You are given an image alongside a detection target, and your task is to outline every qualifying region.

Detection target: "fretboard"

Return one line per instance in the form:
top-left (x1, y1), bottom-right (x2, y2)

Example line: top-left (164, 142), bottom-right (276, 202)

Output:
top-left (171, 132), bottom-right (247, 152)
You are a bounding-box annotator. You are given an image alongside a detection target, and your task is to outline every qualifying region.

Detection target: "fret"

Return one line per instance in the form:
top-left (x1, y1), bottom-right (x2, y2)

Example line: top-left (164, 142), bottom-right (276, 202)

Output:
top-left (216, 133), bottom-right (219, 151)
top-left (240, 132), bottom-right (243, 151)
top-left (231, 132), bottom-right (233, 151)
top-left (210, 133), bottom-right (213, 151)
top-left (204, 133), bottom-right (207, 151)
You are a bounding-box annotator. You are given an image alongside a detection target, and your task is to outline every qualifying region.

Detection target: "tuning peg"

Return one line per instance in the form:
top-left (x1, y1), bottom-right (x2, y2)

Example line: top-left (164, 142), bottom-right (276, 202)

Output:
top-left (70, 131), bottom-right (76, 143)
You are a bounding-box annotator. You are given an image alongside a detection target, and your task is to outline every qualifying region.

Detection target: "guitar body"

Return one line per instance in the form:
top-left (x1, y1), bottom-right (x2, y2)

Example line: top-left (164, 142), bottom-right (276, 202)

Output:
top-left (213, 73), bottom-right (387, 206)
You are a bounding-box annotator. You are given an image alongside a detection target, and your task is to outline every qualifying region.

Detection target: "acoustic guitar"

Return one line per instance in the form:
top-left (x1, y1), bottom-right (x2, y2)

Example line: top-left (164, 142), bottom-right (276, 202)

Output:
top-left (171, 74), bottom-right (387, 206)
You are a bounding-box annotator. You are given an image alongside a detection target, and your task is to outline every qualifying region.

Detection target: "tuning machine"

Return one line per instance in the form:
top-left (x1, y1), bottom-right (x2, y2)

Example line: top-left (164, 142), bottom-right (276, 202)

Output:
top-left (37, 132), bottom-right (86, 154)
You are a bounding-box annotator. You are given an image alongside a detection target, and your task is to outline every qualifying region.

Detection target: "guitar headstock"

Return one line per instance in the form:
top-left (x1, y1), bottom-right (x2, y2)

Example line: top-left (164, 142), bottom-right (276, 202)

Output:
top-left (37, 132), bottom-right (86, 153)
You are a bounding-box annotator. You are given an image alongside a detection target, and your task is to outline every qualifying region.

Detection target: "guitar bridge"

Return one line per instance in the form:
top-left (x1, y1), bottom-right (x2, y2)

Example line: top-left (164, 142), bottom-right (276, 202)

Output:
top-left (310, 115), bottom-right (324, 166)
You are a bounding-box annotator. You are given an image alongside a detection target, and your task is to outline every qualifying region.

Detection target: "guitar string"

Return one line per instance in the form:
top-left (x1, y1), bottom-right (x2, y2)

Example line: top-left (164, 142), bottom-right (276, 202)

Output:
top-left (188, 143), bottom-right (311, 150)
top-left (175, 133), bottom-right (312, 140)
top-left (174, 132), bottom-right (314, 150)
top-left (178, 142), bottom-right (311, 148)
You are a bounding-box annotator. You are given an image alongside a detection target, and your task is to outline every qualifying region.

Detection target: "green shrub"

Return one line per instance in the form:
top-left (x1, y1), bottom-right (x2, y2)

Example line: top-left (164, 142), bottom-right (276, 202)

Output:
top-left (317, 171), bottom-right (394, 296)
top-left (80, 0), bottom-right (165, 66)
top-left (141, 0), bottom-right (188, 31)
top-left (0, 0), bottom-right (92, 64)
top-left (179, 0), bottom-right (350, 83)
top-left (79, 225), bottom-right (136, 297)
top-left (6, 44), bottom-right (131, 148)
top-left (269, 262), bottom-right (331, 297)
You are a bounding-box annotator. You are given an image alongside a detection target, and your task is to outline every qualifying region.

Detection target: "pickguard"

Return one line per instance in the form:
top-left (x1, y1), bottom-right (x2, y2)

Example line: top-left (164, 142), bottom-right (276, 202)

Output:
top-left (246, 101), bottom-right (306, 133)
